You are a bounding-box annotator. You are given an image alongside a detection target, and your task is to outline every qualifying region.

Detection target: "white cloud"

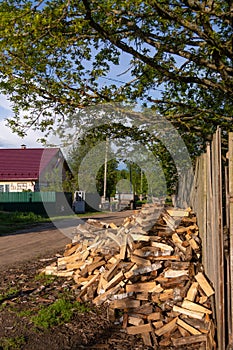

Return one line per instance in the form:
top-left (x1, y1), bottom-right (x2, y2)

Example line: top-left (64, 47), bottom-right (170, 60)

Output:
top-left (0, 94), bottom-right (12, 111)
top-left (0, 94), bottom-right (45, 148)
top-left (0, 119), bottom-right (44, 148)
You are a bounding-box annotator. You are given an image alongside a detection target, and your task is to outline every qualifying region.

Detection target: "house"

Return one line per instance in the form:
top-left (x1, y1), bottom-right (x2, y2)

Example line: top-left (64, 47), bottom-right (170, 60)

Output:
top-left (0, 145), bottom-right (72, 192)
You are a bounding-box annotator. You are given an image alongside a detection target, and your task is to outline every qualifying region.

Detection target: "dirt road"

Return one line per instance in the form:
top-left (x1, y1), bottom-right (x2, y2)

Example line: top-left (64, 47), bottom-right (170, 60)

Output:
top-left (0, 210), bottom-right (136, 268)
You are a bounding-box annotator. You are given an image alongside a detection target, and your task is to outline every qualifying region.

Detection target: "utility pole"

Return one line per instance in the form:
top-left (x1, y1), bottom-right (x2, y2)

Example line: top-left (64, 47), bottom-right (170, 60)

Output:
top-left (129, 163), bottom-right (133, 193)
top-left (103, 138), bottom-right (109, 200)
top-left (140, 168), bottom-right (143, 201)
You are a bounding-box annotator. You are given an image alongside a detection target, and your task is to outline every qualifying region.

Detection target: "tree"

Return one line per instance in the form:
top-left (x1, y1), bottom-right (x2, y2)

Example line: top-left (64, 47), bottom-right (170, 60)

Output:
top-left (40, 167), bottom-right (74, 192)
top-left (117, 164), bottom-right (149, 196)
top-left (0, 0), bottom-right (232, 148)
top-left (96, 160), bottom-right (118, 198)
top-left (68, 129), bottom-right (118, 198)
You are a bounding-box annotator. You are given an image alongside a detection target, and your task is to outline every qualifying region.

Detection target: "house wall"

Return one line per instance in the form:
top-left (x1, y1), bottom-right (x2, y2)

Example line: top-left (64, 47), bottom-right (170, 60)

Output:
top-left (0, 181), bottom-right (35, 192)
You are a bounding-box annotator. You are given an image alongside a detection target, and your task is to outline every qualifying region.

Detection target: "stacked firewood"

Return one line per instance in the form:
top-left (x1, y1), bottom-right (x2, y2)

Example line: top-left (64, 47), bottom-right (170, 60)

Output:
top-left (42, 204), bottom-right (216, 349)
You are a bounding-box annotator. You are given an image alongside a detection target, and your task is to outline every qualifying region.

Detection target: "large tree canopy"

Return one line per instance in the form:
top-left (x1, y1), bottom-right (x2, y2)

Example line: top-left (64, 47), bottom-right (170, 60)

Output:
top-left (0, 0), bottom-right (232, 149)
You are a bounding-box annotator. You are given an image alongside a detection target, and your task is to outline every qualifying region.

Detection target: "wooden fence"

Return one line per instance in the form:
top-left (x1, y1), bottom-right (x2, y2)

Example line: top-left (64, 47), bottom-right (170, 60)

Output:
top-left (177, 127), bottom-right (233, 349)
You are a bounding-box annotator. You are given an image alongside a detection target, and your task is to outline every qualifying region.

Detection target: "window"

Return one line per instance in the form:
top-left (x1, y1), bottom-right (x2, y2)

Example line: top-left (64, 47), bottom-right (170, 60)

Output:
top-left (0, 185), bottom-right (4, 192)
top-left (17, 183), bottom-right (27, 190)
top-left (5, 185), bottom-right (9, 192)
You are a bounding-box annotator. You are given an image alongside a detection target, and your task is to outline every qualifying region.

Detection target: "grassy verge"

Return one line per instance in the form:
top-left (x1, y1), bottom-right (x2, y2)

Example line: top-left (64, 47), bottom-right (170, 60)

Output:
top-left (0, 210), bottom-right (104, 235)
top-left (0, 211), bottom-right (47, 234)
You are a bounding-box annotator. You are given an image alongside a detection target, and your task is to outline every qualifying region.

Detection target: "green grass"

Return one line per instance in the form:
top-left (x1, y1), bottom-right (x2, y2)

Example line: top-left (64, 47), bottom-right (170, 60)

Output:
top-left (0, 211), bottom-right (46, 234)
top-left (34, 273), bottom-right (57, 285)
top-left (16, 309), bottom-right (33, 318)
top-left (31, 298), bottom-right (90, 329)
top-left (0, 287), bottom-right (20, 302)
top-left (0, 210), bottom-right (102, 235)
top-left (0, 336), bottom-right (26, 350)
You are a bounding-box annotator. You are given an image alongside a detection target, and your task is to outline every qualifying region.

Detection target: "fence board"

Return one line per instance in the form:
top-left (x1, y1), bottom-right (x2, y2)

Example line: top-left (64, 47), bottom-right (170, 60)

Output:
top-left (206, 142), bottom-right (214, 284)
top-left (228, 132), bottom-right (233, 345)
top-left (212, 128), bottom-right (224, 350)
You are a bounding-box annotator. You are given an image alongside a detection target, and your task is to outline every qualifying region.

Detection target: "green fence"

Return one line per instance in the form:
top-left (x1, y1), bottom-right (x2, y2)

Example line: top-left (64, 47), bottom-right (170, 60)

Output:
top-left (0, 191), bottom-right (56, 203)
top-left (0, 192), bottom-right (72, 216)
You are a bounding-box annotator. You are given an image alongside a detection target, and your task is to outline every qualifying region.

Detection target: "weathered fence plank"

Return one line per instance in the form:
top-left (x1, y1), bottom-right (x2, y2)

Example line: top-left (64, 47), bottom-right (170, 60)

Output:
top-left (228, 132), bottom-right (233, 345)
top-left (212, 128), bottom-right (224, 350)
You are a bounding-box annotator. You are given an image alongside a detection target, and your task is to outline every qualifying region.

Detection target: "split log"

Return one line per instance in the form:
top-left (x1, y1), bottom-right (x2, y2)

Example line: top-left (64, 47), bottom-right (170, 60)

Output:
top-left (177, 318), bottom-right (202, 335)
top-left (125, 281), bottom-right (156, 293)
top-left (128, 316), bottom-right (144, 326)
top-left (126, 323), bottom-right (152, 335)
top-left (194, 272), bottom-right (215, 297)
top-left (151, 241), bottom-right (174, 253)
top-left (185, 282), bottom-right (199, 301)
top-left (147, 312), bottom-right (161, 321)
top-left (154, 317), bottom-right (178, 336)
top-left (104, 270), bottom-right (124, 291)
top-left (141, 332), bottom-right (153, 346)
top-left (172, 334), bottom-right (207, 347)
top-left (164, 269), bottom-right (189, 278)
top-left (125, 262), bottom-right (162, 279)
top-left (130, 255), bottom-right (151, 266)
top-left (103, 259), bottom-right (121, 282)
top-left (166, 209), bottom-right (190, 217)
top-left (112, 298), bottom-right (141, 309)
top-left (181, 299), bottom-right (212, 315)
top-left (173, 305), bottom-right (204, 320)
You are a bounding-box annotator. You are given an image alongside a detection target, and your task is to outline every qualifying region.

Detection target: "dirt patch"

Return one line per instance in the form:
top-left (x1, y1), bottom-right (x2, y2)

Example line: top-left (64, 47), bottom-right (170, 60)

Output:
top-left (0, 252), bottom-right (151, 350)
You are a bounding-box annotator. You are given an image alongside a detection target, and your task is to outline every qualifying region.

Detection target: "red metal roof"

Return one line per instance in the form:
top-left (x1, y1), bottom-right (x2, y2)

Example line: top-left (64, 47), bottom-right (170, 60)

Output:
top-left (0, 148), bottom-right (60, 181)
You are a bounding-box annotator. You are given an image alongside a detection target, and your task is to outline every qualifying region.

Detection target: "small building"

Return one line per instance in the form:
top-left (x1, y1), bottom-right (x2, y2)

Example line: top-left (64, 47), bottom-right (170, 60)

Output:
top-left (0, 145), bottom-right (72, 192)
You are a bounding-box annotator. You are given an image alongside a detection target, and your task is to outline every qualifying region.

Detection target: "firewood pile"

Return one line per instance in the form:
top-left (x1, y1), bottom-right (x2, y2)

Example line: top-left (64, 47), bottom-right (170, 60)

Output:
top-left (42, 204), bottom-right (216, 349)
